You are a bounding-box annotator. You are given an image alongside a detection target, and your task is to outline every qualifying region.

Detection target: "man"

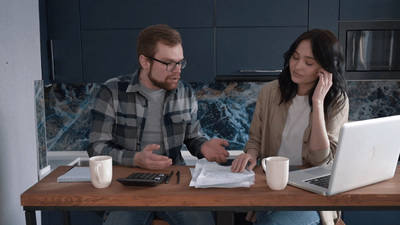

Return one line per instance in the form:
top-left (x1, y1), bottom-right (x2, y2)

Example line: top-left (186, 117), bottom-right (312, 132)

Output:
top-left (88, 24), bottom-right (229, 225)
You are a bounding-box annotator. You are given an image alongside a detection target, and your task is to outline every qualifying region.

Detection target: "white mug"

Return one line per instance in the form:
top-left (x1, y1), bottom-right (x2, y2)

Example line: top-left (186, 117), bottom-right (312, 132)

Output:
top-left (89, 156), bottom-right (112, 188)
top-left (261, 156), bottom-right (289, 190)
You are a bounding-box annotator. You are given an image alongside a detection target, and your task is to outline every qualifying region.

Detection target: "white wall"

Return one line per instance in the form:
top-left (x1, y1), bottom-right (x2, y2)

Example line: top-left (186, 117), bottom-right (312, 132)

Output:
top-left (0, 0), bottom-right (42, 224)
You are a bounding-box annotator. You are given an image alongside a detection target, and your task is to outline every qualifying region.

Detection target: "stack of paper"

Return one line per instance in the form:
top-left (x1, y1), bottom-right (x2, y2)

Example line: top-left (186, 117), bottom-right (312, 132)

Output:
top-left (57, 167), bottom-right (91, 183)
top-left (189, 159), bottom-right (255, 188)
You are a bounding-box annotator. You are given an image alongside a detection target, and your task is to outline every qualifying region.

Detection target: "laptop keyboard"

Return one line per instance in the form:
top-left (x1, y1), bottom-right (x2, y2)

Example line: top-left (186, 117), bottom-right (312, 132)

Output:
top-left (305, 175), bottom-right (331, 188)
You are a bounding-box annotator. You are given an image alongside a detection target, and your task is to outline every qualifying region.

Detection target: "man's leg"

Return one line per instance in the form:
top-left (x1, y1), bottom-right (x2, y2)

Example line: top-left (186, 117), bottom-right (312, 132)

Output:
top-left (156, 211), bottom-right (215, 225)
top-left (103, 211), bottom-right (154, 225)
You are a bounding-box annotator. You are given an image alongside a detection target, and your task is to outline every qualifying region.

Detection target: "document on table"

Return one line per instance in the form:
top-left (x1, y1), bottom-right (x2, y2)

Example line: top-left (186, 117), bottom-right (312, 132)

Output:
top-left (189, 159), bottom-right (255, 188)
top-left (57, 167), bottom-right (91, 183)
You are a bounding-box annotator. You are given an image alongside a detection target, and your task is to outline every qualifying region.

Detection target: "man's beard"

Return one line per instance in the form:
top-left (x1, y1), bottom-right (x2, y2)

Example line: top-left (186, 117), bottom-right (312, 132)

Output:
top-left (147, 68), bottom-right (179, 91)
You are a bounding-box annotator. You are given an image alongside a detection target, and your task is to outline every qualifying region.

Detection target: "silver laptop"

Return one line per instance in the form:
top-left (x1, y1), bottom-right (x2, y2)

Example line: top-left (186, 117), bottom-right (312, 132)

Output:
top-left (288, 115), bottom-right (400, 196)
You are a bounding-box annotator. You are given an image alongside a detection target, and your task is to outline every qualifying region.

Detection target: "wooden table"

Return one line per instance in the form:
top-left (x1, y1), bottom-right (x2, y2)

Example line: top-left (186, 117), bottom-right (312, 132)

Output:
top-left (21, 165), bottom-right (400, 225)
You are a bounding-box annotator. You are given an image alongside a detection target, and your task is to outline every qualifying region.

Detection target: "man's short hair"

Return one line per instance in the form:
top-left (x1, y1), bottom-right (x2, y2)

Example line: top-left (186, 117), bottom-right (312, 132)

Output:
top-left (136, 24), bottom-right (182, 61)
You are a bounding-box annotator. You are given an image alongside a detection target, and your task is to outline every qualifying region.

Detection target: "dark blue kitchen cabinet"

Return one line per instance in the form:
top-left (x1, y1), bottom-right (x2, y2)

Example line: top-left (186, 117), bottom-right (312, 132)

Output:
top-left (216, 27), bottom-right (306, 78)
top-left (216, 0), bottom-right (308, 27)
top-left (342, 211), bottom-right (400, 225)
top-left (340, 0), bottom-right (400, 20)
top-left (79, 0), bottom-right (214, 29)
top-left (81, 28), bottom-right (215, 83)
top-left (41, 0), bottom-right (400, 83)
top-left (216, 0), bottom-right (308, 80)
top-left (42, 210), bottom-right (102, 225)
top-left (81, 29), bottom-right (141, 83)
top-left (44, 0), bottom-right (83, 83)
top-left (309, 0), bottom-right (340, 36)
top-left (42, 0), bottom-right (215, 83)
top-left (178, 29), bottom-right (215, 82)
top-left (79, 0), bottom-right (215, 82)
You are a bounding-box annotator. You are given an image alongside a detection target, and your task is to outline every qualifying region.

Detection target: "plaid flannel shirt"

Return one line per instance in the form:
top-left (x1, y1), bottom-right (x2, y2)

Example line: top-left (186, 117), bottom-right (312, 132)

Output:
top-left (88, 70), bottom-right (208, 167)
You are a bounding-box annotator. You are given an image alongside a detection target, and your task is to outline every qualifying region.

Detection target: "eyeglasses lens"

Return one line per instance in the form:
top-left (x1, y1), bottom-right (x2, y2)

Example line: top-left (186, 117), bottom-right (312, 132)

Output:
top-left (166, 59), bottom-right (187, 72)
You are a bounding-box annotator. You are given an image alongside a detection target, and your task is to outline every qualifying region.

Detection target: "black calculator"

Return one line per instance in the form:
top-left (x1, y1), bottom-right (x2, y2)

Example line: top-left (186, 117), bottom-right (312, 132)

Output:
top-left (117, 172), bottom-right (168, 186)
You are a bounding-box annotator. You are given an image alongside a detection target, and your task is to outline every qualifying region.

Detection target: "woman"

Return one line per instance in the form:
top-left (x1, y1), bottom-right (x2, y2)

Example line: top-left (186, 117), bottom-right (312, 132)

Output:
top-left (231, 29), bottom-right (349, 225)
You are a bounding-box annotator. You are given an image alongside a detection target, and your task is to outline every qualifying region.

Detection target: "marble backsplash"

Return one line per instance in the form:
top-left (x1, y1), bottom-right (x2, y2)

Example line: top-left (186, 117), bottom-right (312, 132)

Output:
top-left (36, 80), bottom-right (400, 169)
top-left (34, 80), bottom-right (47, 170)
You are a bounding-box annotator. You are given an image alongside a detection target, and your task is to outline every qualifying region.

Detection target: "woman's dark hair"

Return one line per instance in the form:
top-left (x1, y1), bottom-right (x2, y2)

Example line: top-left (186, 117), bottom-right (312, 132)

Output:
top-left (278, 29), bottom-right (347, 117)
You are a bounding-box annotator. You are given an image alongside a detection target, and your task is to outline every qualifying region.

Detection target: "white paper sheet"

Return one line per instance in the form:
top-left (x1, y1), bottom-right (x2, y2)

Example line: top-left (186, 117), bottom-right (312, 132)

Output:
top-left (189, 159), bottom-right (255, 188)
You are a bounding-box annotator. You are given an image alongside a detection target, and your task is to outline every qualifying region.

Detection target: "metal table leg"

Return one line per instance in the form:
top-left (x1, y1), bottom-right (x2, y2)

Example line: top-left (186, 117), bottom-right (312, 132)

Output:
top-left (25, 210), bottom-right (36, 225)
top-left (216, 211), bottom-right (234, 225)
top-left (62, 211), bottom-right (71, 225)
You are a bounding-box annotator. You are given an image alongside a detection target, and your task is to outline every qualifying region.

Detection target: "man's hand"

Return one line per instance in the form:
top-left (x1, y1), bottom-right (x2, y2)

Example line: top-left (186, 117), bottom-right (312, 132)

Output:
top-left (201, 138), bottom-right (229, 163)
top-left (134, 144), bottom-right (172, 170)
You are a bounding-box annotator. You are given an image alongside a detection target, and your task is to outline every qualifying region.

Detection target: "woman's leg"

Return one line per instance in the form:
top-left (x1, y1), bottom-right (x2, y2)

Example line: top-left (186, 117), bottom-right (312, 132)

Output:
top-left (254, 211), bottom-right (321, 225)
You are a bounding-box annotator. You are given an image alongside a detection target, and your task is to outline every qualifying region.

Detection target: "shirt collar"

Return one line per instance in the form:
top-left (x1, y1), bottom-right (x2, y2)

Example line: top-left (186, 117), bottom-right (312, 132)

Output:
top-left (126, 69), bottom-right (141, 93)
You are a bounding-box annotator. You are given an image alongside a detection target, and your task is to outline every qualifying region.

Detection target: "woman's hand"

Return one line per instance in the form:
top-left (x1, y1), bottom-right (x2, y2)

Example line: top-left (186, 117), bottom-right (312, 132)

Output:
top-left (231, 149), bottom-right (258, 173)
top-left (312, 69), bottom-right (333, 105)
top-left (309, 69), bottom-right (332, 153)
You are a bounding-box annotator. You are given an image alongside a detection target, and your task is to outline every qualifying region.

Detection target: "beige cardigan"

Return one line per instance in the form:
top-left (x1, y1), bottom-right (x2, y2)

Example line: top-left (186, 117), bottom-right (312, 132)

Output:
top-left (245, 80), bottom-right (349, 225)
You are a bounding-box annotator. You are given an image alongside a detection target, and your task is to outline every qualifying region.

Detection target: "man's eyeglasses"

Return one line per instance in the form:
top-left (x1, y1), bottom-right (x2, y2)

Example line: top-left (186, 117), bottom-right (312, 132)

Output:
top-left (147, 56), bottom-right (187, 72)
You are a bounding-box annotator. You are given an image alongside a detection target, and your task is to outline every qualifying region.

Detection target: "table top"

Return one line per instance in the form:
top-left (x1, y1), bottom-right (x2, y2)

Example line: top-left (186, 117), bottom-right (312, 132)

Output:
top-left (21, 165), bottom-right (400, 211)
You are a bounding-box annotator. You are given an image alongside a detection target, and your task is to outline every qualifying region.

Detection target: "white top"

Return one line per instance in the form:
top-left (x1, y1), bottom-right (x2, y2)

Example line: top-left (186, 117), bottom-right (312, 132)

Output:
top-left (278, 95), bottom-right (311, 165)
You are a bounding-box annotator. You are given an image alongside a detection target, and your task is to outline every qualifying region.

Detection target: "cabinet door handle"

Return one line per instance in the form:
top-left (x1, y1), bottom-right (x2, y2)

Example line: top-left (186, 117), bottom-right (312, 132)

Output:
top-left (240, 70), bottom-right (282, 73)
top-left (50, 39), bottom-right (56, 81)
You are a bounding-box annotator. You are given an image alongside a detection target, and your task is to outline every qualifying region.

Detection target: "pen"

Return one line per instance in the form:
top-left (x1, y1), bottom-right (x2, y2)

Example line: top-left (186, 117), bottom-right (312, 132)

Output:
top-left (165, 171), bottom-right (173, 184)
top-left (176, 170), bottom-right (180, 184)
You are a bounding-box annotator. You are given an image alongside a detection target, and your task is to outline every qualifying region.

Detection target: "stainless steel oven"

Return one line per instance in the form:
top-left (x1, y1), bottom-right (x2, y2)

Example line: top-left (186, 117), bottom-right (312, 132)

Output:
top-left (339, 20), bottom-right (400, 80)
